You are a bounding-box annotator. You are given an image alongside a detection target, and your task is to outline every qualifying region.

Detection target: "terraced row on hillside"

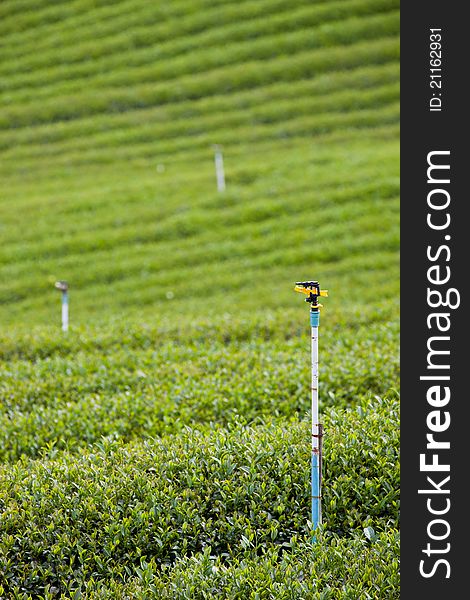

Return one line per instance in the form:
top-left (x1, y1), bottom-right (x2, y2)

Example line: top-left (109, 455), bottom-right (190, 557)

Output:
top-left (1, 0), bottom-right (399, 329)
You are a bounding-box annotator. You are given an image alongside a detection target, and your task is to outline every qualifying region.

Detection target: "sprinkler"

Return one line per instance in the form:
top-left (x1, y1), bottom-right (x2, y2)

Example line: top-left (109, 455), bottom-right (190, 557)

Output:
top-left (294, 280), bottom-right (329, 536)
top-left (54, 280), bottom-right (69, 332)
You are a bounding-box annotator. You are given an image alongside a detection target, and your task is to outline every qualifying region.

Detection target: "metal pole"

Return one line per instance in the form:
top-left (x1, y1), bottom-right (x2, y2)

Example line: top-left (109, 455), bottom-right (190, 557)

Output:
top-left (311, 308), bottom-right (321, 528)
top-left (213, 144), bottom-right (226, 192)
top-left (55, 281), bottom-right (69, 332)
top-left (294, 280), bottom-right (328, 537)
top-left (61, 290), bottom-right (69, 332)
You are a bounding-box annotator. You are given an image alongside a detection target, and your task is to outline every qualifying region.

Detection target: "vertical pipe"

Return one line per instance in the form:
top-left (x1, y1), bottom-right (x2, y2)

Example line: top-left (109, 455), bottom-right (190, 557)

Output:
top-left (62, 291), bottom-right (69, 332)
top-left (214, 147), bottom-right (226, 192)
top-left (310, 309), bottom-right (321, 532)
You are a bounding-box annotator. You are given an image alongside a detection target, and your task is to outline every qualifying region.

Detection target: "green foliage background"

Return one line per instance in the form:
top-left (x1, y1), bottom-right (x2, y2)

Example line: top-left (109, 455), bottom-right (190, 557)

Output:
top-left (0, 0), bottom-right (399, 597)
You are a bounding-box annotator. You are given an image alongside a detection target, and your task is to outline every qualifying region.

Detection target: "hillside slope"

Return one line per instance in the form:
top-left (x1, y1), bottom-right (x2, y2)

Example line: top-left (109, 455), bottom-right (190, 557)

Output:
top-left (0, 0), bottom-right (399, 597)
top-left (0, 0), bottom-right (399, 325)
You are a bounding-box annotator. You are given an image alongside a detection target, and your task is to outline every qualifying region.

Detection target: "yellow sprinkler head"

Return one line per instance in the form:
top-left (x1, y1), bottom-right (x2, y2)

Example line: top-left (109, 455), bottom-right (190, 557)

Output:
top-left (294, 280), bottom-right (328, 309)
top-left (55, 281), bottom-right (68, 292)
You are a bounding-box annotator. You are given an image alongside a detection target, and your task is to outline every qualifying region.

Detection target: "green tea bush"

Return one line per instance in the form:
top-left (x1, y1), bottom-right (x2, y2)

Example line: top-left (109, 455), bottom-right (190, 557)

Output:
top-left (0, 37), bottom-right (398, 128)
top-left (66, 530), bottom-right (398, 599)
top-left (0, 0), bottom-right (394, 70)
top-left (0, 309), bottom-right (398, 462)
top-left (0, 62), bottom-right (397, 152)
top-left (124, 532), bottom-right (399, 599)
top-left (2, 10), bottom-right (398, 100)
top-left (0, 395), bottom-right (398, 596)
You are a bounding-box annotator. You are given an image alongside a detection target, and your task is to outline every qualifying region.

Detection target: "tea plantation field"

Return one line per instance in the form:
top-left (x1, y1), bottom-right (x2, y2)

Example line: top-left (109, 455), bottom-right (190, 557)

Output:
top-left (0, 0), bottom-right (399, 597)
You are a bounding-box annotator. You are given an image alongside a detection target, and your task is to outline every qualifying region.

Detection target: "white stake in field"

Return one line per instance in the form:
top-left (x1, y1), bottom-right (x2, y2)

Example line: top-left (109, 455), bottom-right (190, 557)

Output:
top-left (55, 281), bottom-right (69, 332)
top-left (213, 144), bottom-right (226, 192)
top-left (295, 280), bottom-right (328, 536)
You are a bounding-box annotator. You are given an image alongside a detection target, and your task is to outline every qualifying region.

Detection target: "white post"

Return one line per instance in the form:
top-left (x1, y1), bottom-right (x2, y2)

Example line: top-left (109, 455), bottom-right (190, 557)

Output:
top-left (55, 281), bottom-right (69, 332)
top-left (213, 145), bottom-right (226, 192)
top-left (62, 292), bottom-right (69, 332)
